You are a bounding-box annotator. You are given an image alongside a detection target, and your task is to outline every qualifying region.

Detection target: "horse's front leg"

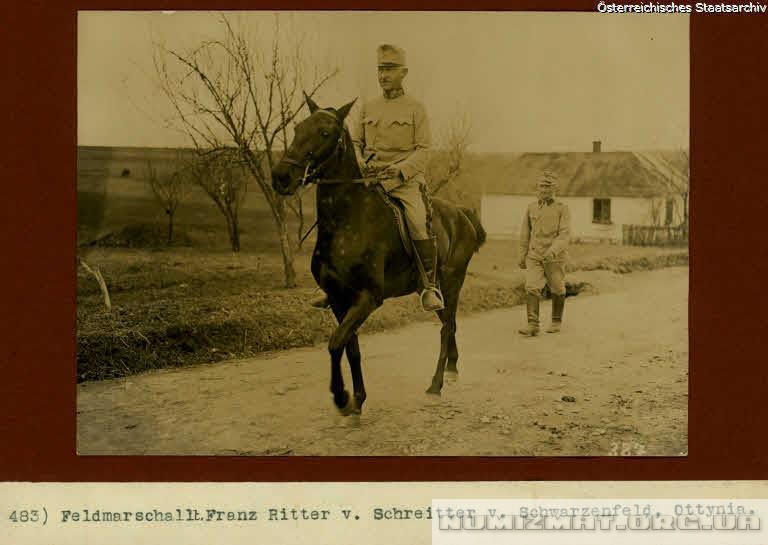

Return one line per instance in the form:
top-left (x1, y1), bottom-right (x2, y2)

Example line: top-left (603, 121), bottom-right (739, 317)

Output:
top-left (329, 291), bottom-right (378, 415)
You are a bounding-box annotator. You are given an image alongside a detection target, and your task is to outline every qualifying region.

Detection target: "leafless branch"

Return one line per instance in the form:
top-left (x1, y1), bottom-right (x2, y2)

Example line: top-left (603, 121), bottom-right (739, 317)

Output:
top-left (428, 112), bottom-right (472, 196)
top-left (152, 13), bottom-right (337, 281)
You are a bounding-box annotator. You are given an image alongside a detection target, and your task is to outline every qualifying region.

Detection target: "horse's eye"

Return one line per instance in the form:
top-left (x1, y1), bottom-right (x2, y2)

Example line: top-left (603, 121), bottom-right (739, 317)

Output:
top-left (321, 130), bottom-right (330, 137)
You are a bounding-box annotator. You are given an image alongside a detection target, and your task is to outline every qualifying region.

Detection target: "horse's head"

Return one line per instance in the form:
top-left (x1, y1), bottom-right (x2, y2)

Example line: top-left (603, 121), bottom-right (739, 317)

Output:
top-left (271, 95), bottom-right (357, 196)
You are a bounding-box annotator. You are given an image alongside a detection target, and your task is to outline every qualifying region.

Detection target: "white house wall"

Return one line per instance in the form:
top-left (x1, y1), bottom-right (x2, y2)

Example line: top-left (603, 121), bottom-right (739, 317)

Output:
top-left (481, 194), bottom-right (664, 242)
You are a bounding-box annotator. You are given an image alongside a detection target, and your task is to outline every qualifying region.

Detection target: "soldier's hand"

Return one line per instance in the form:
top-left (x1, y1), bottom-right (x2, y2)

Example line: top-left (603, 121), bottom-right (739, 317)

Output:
top-left (360, 160), bottom-right (376, 176)
top-left (518, 259), bottom-right (527, 270)
top-left (377, 166), bottom-right (402, 180)
top-left (365, 160), bottom-right (384, 171)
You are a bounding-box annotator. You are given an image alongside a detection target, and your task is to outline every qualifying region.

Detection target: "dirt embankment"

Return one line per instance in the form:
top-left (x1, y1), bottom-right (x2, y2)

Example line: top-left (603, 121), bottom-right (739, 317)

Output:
top-left (77, 248), bottom-right (687, 382)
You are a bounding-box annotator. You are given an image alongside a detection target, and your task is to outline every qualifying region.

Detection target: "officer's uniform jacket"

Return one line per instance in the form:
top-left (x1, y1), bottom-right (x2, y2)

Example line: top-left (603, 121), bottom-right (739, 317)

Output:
top-left (519, 199), bottom-right (571, 262)
top-left (351, 93), bottom-right (431, 192)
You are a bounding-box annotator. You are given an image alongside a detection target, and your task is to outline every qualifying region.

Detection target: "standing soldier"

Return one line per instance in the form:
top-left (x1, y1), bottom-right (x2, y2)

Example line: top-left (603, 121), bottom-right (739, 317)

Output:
top-left (518, 171), bottom-right (571, 335)
top-left (311, 43), bottom-right (443, 311)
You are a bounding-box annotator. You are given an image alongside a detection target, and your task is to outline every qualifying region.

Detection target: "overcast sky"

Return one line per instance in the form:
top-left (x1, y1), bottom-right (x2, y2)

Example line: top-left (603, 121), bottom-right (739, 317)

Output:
top-left (78, 11), bottom-right (689, 152)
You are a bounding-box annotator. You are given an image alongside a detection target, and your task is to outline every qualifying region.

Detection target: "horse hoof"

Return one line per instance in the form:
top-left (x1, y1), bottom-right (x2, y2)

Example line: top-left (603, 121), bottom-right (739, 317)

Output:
top-left (425, 385), bottom-right (442, 396)
top-left (444, 371), bottom-right (458, 384)
top-left (337, 396), bottom-right (360, 416)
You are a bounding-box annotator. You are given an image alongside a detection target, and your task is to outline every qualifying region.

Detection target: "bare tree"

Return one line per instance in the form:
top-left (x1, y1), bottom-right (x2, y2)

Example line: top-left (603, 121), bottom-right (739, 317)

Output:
top-left (77, 173), bottom-right (112, 312)
top-left (285, 190), bottom-right (308, 249)
top-left (656, 149), bottom-right (690, 229)
top-left (649, 198), bottom-right (664, 226)
top-left (427, 112), bottom-right (472, 196)
top-left (677, 149), bottom-right (690, 229)
top-left (189, 150), bottom-right (248, 252)
top-left (144, 155), bottom-right (190, 244)
top-left (153, 14), bottom-right (337, 286)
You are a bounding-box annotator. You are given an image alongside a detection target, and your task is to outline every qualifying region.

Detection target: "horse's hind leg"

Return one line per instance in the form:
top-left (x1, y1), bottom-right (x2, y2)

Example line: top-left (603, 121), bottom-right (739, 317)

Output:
top-left (426, 270), bottom-right (463, 395)
top-left (426, 307), bottom-right (455, 395)
top-left (329, 355), bottom-right (349, 411)
top-left (445, 267), bottom-right (467, 376)
top-left (445, 335), bottom-right (459, 376)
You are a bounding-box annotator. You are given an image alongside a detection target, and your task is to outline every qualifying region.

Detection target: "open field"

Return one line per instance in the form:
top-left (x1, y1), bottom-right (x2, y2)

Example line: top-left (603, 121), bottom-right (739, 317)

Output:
top-left (77, 169), bottom-right (315, 252)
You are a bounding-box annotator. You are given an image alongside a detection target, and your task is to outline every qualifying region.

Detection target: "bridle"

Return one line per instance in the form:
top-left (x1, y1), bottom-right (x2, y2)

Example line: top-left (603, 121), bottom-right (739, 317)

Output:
top-left (280, 109), bottom-right (348, 188)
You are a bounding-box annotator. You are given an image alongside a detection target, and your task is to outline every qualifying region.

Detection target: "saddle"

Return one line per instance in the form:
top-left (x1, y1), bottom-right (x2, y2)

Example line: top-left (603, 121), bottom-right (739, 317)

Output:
top-left (373, 185), bottom-right (414, 257)
top-left (373, 182), bottom-right (437, 258)
top-left (372, 183), bottom-right (444, 311)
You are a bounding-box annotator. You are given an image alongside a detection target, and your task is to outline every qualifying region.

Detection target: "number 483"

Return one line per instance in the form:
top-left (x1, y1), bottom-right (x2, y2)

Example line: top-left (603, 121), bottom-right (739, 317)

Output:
top-left (9, 510), bottom-right (40, 523)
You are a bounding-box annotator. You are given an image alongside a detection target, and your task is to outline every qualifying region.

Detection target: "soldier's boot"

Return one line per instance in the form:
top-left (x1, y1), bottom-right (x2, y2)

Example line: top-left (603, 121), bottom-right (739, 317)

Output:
top-left (309, 295), bottom-right (330, 309)
top-left (413, 239), bottom-right (445, 312)
top-left (546, 294), bottom-right (565, 333)
top-left (518, 293), bottom-right (540, 336)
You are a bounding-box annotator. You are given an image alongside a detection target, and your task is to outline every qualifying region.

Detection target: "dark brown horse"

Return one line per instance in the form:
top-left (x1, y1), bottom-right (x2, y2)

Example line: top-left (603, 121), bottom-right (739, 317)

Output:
top-left (271, 96), bottom-right (486, 414)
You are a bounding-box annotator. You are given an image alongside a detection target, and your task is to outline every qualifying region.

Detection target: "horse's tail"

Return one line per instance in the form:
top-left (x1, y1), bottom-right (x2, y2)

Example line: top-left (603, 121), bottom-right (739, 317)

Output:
top-left (459, 206), bottom-right (487, 252)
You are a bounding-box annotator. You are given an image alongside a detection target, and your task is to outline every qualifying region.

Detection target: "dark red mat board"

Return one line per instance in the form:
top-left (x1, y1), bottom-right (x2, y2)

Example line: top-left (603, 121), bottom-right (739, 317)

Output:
top-left (1, 1), bottom-right (767, 481)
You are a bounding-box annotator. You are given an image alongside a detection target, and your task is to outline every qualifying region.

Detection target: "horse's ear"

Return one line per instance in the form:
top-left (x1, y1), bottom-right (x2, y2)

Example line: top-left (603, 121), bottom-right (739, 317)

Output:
top-left (335, 98), bottom-right (357, 122)
top-left (304, 92), bottom-right (320, 114)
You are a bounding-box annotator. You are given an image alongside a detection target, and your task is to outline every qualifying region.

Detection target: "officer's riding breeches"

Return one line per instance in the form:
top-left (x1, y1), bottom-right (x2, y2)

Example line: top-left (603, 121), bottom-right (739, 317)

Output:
top-left (525, 257), bottom-right (566, 296)
top-left (388, 180), bottom-right (429, 240)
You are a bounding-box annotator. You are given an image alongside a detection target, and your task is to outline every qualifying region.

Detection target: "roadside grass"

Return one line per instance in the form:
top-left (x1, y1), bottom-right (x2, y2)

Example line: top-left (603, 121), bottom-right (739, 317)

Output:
top-left (77, 239), bottom-right (687, 382)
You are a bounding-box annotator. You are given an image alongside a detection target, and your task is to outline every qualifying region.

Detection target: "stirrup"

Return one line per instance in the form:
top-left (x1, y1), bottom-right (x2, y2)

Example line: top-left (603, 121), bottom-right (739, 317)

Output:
top-left (420, 287), bottom-right (445, 312)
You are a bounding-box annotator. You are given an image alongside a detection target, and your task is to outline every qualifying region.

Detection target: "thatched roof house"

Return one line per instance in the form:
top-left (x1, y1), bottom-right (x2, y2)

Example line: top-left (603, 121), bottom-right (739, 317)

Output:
top-left (475, 148), bottom-right (689, 242)
top-left (480, 150), bottom-right (688, 198)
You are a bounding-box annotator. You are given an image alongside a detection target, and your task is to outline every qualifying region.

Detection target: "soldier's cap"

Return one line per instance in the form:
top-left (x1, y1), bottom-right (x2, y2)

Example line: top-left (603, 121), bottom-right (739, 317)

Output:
top-left (538, 170), bottom-right (558, 187)
top-left (377, 44), bottom-right (406, 67)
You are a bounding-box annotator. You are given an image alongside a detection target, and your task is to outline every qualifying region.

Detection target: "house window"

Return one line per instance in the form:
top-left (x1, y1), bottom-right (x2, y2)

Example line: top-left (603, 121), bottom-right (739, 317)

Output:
top-left (593, 198), bottom-right (611, 224)
top-left (665, 198), bottom-right (674, 225)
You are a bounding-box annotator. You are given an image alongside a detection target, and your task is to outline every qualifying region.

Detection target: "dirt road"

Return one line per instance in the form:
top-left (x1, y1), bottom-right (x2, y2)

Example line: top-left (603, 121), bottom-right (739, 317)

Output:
top-left (78, 266), bottom-right (688, 456)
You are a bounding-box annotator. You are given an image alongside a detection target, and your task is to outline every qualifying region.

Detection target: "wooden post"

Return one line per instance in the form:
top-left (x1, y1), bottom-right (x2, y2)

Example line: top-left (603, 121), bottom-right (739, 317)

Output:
top-left (79, 258), bottom-right (112, 312)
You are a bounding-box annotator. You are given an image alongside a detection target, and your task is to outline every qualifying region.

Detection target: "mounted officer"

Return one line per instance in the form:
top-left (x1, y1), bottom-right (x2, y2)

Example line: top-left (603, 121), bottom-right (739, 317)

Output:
top-left (518, 170), bottom-right (571, 335)
top-left (311, 44), bottom-right (444, 312)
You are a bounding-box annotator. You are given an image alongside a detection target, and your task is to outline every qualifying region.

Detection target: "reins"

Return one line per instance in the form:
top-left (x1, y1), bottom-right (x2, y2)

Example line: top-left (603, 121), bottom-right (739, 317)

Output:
top-left (287, 109), bottom-right (380, 242)
top-left (314, 177), bottom-right (377, 185)
top-left (288, 110), bottom-right (383, 187)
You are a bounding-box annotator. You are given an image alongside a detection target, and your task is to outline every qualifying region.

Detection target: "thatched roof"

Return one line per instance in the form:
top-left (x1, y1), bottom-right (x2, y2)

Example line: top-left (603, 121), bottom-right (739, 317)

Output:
top-left (477, 150), bottom-right (689, 198)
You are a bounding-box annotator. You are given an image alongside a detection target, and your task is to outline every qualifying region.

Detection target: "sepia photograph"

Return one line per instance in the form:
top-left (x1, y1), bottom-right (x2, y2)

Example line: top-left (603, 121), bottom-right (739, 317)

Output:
top-left (76, 11), bottom-right (689, 456)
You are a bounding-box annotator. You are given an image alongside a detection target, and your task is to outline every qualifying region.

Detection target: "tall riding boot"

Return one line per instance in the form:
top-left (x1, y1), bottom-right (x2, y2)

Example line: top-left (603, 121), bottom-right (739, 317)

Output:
top-left (413, 238), bottom-right (445, 312)
top-left (546, 294), bottom-right (565, 333)
top-left (309, 294), bottom-right (330, 309)
top-left (518, 293), bottom-right (540, 336)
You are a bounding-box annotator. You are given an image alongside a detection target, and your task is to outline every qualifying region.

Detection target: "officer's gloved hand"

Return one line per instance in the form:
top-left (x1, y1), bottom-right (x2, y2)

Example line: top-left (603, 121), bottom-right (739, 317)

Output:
top-left (358, 161), bottom-right (376, 187)
top-left (518, 259), bottom-right (527, 270)
top-left (360, 161), bottom-right (379, 188)
top-left (377, 165), bottom-right (402, 181)
top-left (363, 160), bottom-right (384, 175)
